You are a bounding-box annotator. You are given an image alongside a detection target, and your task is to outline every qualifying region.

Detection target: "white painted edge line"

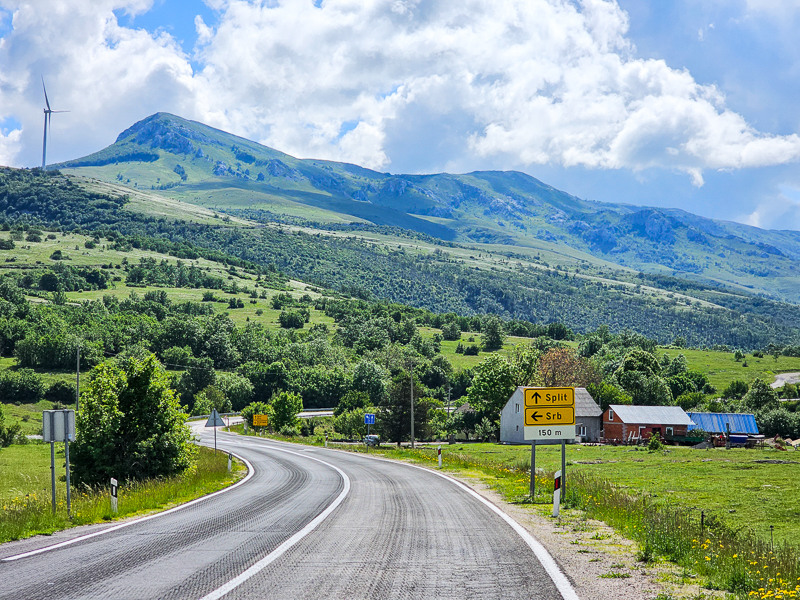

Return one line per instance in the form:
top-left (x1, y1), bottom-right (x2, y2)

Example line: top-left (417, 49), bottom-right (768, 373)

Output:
top-left (314, 443), bottom-right (580, 600)
top-left (401, 461), bottom-right (580, 600)
top-left (197, 447), bottom-right (351, 600)
top-left (3, 448), bottom-right (255, 562)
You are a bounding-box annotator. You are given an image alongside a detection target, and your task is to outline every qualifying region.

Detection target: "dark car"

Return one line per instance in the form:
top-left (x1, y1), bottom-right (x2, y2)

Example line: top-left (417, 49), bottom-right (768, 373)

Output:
top-left (363, 434), bottom-right (380, 447)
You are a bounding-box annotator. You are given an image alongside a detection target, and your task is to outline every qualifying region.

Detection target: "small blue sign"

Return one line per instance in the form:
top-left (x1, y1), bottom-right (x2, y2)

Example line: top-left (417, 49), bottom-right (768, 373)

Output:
top-left (364, 413), bottom-right (376, 425)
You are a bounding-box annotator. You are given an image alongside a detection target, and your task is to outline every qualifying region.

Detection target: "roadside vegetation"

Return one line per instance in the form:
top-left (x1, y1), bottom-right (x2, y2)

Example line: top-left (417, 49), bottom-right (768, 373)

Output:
top-left (0, 445), bottom-right (243, 543)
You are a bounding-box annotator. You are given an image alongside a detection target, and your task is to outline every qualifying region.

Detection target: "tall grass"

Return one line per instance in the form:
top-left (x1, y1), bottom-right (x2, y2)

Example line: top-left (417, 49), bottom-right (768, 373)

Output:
top-left (568, 472), bottom-right (800, 599)
top-left (0, 447), bottom-right (242, 544)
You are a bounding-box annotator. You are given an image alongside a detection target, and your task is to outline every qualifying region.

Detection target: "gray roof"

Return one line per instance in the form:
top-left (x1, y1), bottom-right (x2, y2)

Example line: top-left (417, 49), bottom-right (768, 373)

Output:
top-left (505, 387), bottom-right (602, 418)
top-left (575, 388), bottom-right (603, 418)
top-left (608, 405), bottom-right (694, 426)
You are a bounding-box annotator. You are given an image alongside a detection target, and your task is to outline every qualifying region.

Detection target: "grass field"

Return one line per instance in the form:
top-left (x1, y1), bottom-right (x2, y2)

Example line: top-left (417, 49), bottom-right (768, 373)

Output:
top-left (0, 443), bottom-right (245, 543)
top-left (664, 348), bottom-right (800, 391)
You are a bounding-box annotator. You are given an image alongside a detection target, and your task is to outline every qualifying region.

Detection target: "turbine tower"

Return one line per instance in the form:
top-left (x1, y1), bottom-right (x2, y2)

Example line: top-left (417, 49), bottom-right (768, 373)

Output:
top-left (41, 78), bottom-right (69, 169)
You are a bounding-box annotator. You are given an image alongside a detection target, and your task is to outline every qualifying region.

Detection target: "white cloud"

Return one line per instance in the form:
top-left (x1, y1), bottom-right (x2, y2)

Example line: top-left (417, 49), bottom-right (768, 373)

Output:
top-left (743, 185), bottom-right (800, 230)
top-left (1, 0), bottom-right (800, 184)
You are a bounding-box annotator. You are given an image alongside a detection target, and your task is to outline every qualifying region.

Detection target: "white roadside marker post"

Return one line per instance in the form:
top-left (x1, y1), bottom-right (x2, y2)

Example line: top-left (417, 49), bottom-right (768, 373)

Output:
top-left (227, 453), bottom-right (232, 472)
top-left (110, 478), bottom-right (118, 514)
top-left (552, 469), bottom-right (562, 518)
top-left (325, 433), bottom-right (328, 448)
top-left (438, 445), bottom-right (442, 468)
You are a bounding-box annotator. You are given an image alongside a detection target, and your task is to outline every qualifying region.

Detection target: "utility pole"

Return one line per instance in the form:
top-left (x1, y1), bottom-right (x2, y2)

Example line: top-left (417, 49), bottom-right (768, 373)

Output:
top-left (75, 343), bottom-right (80, 412)
top-left (410, 360), bottom-right (415, 449)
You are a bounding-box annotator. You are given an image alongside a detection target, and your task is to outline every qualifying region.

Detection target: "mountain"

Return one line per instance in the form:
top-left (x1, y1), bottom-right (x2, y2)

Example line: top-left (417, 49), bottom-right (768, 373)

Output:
top-left (54, 113), bottom-right (800, 302)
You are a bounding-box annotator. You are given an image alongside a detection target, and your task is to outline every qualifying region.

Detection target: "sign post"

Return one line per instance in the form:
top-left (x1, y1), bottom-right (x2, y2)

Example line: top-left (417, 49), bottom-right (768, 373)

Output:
top-left (253, 414), bottom-right (269, 436)
top-left (205, 409), bottom-right (225, 453)
top-left (42, 410), bottom-right (75, 516)
top-left (364, 413), bottom-right (375, 452)
top-left (110, 478), bottom-right (118, 513)
top-left (522, 387), bottom-right (575, 507)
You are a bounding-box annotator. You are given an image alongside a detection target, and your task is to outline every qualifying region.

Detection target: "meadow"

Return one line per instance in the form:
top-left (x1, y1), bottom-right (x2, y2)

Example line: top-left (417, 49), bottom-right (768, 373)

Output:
top-left (0, 444), bottom-right (244, 543)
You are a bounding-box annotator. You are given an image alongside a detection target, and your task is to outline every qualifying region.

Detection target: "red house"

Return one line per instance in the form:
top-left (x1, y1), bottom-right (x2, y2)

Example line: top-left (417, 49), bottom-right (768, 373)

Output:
top-left (603, 405), bottom-right (694, 443)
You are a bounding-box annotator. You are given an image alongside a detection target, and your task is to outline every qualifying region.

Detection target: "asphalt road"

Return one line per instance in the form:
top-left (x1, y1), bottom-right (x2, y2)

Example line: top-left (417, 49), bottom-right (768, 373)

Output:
top-left (0, 428), bottom-right (576, 600)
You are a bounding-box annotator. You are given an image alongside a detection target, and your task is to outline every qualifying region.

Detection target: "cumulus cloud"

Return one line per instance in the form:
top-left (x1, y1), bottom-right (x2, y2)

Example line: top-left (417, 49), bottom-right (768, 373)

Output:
top-left (1, 0), bottom-right (800, 184)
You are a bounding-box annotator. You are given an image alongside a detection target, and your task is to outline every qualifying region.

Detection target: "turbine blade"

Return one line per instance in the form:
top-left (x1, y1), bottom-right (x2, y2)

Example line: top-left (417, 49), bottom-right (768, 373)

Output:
top-left (42, 77), bottom-right (51, 111)
top-left (51, 110), bottom-right (69, 113)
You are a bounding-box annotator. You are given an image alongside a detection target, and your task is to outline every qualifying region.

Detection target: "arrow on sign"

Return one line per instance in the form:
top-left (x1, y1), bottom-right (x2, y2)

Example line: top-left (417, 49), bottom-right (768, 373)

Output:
top-left (530, 411), bottom-right (541, 422)
top-left (531, 392), bottom-right (542, 403)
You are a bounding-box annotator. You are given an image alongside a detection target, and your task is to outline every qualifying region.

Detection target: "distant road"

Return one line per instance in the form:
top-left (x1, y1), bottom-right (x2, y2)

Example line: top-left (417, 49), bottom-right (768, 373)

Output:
top-left (771, 372), bottom-right (800, 389)
top-left (0, 428), bottom-right (576, 600)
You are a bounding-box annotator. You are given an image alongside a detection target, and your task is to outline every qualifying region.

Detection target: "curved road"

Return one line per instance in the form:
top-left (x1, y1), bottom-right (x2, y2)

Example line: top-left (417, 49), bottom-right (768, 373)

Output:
top-left (0, 428), bottom-right (574, 600)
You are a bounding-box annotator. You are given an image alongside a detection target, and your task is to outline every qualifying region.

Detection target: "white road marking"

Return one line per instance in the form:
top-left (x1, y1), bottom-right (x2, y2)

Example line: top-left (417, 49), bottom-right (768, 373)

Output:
top-left (319, 445), bottom-right (582, 600)
top-left (197, 446), bottom-right (351, 600)
top-left (401, 462), bottom-right (580, 600)
top-left (3, 449), bottom-right (255, 562)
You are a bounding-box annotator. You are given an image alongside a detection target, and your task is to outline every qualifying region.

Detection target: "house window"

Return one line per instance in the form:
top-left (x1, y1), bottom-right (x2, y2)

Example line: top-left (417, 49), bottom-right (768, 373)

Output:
top-left (516, 425), bottom-right (519, 432)
top-left (608, 409), bottom-right (614, 421)
top-left (515, 403), bottom-right (520, 413)
top-left (579, 425), bottom-right (586, 437)
top-left (666, 427), bottom-right (673, 436)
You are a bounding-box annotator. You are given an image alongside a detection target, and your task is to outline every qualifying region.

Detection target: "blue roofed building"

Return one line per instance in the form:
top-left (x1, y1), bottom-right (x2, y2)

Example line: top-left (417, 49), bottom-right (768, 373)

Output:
top-left (687, 413), bottom-right (759, 435)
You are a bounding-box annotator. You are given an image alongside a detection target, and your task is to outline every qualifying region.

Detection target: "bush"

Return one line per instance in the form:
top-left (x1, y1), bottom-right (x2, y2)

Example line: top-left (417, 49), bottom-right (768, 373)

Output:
top-left (722, 380), bottom-right (749, 400)
top-left (0, 368), bottom-right (46, 403)
top-left (241, 401), bottom-right (272, 428)
top-left (71, 353), bottom-right (196, 485)
top-left (278, 424), bottom-right (301, 437)
top-left (45, 380), bottom-right (76, 405)
top-left (441, 321), bottom-right (462, 341)
top-left (463, 344), bottom-right (480, 356)
top-left (279, 309), bottom-right (305, 329)
top-left (648, 432), bottom-right (663, 452)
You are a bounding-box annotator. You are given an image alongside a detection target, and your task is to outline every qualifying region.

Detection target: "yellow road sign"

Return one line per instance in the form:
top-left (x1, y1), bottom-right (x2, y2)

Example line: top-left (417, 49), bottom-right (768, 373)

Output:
top-left (253, 414), bottom-right (269, 427)
top-left (524, 407), bottom-right (575, 426)
top-left (524, 387), bottom-right (575, 408)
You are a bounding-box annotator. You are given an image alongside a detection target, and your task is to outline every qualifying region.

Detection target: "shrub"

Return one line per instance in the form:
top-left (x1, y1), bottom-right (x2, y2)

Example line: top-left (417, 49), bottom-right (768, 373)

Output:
top-left (71, 353), bottom-right (196, 485)
top-left (647, 432), bottom-right (663, 452)
top-left (441, 321), bottom-right (462, 341)
top-left (279, 309), bottom-right (305, 329)
top-left (241, 401), bottom-right (272, 428)
top-left (279, 424), bottom-right (301, 437)
top-left (722, 380), bottom-right (748, 400)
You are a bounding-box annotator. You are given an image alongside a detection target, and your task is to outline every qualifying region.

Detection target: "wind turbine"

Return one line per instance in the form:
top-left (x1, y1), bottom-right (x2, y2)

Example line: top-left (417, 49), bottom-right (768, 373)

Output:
top-left (41, 77), bottom-right (69, 169)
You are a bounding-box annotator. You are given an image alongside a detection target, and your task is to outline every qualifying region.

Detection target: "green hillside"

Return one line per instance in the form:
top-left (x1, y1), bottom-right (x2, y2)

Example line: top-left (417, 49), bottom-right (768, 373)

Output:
top-left (3, 166), bottom-right (800, 350)
top-left (54, 112), bottom-right (800, 302)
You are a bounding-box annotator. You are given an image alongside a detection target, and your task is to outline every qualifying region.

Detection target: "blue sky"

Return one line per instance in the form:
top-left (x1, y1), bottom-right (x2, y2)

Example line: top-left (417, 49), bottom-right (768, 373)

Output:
top-left (1, 0), bottom-right (799, 230)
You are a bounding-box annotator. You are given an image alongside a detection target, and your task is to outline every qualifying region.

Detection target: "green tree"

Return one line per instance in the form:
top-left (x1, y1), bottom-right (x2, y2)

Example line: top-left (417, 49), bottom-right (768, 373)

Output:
top-left (481, 315), bottom-right (506, 352)
top-left (351, 360), bottom-right (388, 405)
top-left (379, 371), bottom-right (427, 444)
top-left (271, 390), bottom-right (303, 430)
top-left (586, 381), bottom-right (632, 411)
top-left (722, 380), bottom-right (749, 400)
top-left (465, 354), bottom-right (517, 420)
top-left (192, 385), bottom-right (231, 416)
top-left (441, 321), bottom-right (462, 341)
top-left (71, 354), bottom-right (196, 485)
top-left (743, 378), bottom-right (779, 412)
top-left (215, 372), bottom-right (254, 411)
top-left (334, 390), bottom-right (370, 416)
